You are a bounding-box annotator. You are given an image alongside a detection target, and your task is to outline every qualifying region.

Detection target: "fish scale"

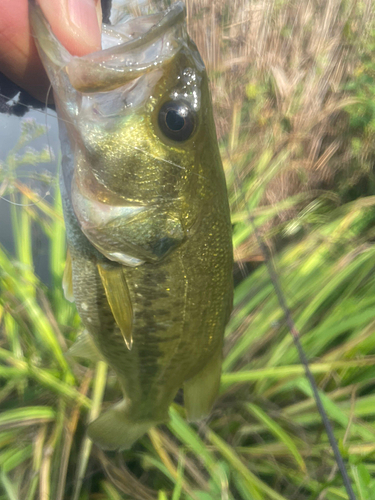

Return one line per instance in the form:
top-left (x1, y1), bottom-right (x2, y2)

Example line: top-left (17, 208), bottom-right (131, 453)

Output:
top-left (30, 0), bottom-right (233, 450)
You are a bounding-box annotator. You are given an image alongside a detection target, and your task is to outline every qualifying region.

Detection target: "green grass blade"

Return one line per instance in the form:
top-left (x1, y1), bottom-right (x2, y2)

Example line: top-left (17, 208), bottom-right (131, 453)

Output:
top-left (206, 429), bottom-right (288, 500)
top-left (0, 470), bottom-right (19, 500)
top-left (246, 403), bottom-right (306, 473)
top-left (71, 361), bottom-right (108, 500)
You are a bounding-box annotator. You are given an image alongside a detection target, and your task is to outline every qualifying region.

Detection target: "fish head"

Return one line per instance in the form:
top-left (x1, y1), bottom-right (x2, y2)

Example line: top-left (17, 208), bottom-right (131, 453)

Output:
top-left (30, 1), bottom-right (220, 264)
top-left (69, 39), bottom-right (209, 205)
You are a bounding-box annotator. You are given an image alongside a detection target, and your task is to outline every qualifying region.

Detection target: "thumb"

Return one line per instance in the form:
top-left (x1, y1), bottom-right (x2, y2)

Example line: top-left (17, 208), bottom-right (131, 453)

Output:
top-left (37, 0), bottom-right (102, 56)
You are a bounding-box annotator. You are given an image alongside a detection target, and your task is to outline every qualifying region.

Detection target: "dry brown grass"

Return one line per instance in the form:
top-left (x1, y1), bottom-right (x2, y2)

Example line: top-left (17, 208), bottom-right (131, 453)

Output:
top-left (115, 0), bottom-right (374, 198)
top-left (183, 0), bottom-right (375, 261)
top-left (189, 0), bottom-right (370, 156)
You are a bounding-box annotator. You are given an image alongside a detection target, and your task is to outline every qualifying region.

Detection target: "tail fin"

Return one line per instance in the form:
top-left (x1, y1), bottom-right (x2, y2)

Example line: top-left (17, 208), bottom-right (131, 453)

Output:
top-left (87, 401), bottom-right (165, 451)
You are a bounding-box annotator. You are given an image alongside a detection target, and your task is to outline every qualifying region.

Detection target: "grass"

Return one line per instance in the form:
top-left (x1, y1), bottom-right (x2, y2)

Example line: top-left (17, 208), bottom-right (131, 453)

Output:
top-left (2, 0), bottom-right (375, 498)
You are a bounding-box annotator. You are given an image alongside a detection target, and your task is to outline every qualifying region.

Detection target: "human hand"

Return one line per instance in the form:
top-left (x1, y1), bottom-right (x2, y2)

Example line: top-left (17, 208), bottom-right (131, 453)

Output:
top-left (0, 0), bottom-right (102, 103)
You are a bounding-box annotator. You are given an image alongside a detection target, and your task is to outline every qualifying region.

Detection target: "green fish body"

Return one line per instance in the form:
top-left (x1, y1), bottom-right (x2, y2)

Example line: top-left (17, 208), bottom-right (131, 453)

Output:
top-left (30, 0), bottom-right (233, 450)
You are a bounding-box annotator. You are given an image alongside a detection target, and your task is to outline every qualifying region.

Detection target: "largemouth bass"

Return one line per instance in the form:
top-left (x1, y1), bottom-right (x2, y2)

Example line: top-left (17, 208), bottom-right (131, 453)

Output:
top-left (30, 0), bottom-right (233, 450)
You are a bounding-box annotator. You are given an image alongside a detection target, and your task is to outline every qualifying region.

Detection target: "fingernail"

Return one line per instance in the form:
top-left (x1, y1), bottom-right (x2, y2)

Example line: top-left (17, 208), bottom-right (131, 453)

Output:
top-left (67, 0), bottom-right (101, 42)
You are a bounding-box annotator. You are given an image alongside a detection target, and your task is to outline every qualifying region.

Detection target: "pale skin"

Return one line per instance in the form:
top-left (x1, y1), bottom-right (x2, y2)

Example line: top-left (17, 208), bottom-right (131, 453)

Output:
top-left (0, 0), bottom-right (102, 102)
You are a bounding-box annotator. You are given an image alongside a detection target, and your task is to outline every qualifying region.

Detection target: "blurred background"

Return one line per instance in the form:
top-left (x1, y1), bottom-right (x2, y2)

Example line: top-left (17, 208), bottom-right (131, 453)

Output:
top-left (1, 0), bottom-right (375, 499)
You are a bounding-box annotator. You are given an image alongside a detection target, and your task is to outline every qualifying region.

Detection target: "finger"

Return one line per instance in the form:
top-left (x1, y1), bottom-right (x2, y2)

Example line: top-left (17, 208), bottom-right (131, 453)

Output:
top-left (0, 0), bottom-right (102, 103)
top-left (37, 0), bottom-right (102, 57)
top-left (0, 0), bottom-right (49, 102)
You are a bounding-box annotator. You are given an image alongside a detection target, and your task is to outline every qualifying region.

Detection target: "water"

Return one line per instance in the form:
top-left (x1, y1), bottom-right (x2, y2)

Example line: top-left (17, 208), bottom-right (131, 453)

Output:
top-left (0, 107), bottom-right (60, 283)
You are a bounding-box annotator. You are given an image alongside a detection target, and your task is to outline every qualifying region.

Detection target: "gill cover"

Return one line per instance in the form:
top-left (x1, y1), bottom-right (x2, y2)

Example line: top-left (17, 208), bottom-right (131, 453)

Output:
top-left (29, 0), bottom-right (192, 267)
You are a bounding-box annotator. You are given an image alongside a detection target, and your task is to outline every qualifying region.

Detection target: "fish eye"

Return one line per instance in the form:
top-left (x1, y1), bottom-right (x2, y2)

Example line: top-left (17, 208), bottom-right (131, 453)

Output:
top-left (158, 101), bottom-right (196, 142)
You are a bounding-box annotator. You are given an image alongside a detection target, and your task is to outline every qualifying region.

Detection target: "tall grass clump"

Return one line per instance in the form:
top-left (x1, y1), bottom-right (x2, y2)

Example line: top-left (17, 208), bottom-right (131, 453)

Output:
top-left (1, 0), bottom-right (375, 499)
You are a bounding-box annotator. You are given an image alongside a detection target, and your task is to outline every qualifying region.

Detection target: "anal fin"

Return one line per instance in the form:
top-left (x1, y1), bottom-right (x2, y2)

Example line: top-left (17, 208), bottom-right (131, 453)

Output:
top-left (184, 344), bottom-right (222, 422)
top-left (68, 329), bottom-right (103, 362)
top-left (97, 262), bottom-right (133, 350)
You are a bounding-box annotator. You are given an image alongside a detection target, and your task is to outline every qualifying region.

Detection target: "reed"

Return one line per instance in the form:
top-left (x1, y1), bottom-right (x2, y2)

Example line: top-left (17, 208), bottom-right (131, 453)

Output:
top-left (1, 0), bottom-right (375, 498)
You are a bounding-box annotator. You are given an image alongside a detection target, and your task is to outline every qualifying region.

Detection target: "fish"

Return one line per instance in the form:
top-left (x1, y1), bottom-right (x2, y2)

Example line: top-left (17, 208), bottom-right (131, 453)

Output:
top-left (29, 0), bottom-right (233, 450)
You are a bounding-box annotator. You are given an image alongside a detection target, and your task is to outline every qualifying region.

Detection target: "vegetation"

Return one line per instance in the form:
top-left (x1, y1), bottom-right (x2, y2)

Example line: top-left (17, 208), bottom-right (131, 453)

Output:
top-left (1, 0), bottom-right (375, 498)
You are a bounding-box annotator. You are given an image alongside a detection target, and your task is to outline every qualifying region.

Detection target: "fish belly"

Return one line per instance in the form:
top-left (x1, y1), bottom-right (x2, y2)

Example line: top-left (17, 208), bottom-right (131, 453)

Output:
top-left (64, 186), bottom-right (232, 448)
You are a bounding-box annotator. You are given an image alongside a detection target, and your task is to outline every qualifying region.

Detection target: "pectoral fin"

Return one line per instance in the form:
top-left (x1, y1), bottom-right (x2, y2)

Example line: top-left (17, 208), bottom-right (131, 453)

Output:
top-left (97, 262), bottom-right (133, 350)
top-left (184, 345), bottom-right (222, 422)
top-left (62, 249), bottom-right (74, 303)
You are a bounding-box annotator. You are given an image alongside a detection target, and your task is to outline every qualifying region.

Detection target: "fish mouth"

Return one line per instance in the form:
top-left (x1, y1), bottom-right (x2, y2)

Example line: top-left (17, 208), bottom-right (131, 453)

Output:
top-left (30, 0), bottom-right (187, 93)
top-left (66, 2), bottom-right (187, 93)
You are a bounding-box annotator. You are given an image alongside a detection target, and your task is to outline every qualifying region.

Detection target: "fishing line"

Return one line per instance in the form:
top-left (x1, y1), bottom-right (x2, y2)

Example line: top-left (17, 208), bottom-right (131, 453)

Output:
top-left (133, 145), bottom-right (187, 172)
top-left (0, 192), bottom-right (52, 207)
top-left (1, 84), bottom-right (356, 497)
top-left (44, 81), bottom-right (54, 169)
top-left (132, 145), bottom-right (208, 180)
top-left (0, 91), bottom-right (207, 183)
top-left (224, 98), bottom-right (355, 493)
top-left (0, 92), bottom-right (76, 127)
top-left (249, 215), bottom-right (356, 500)
top-left (0, 86), bottom-right (59, 208)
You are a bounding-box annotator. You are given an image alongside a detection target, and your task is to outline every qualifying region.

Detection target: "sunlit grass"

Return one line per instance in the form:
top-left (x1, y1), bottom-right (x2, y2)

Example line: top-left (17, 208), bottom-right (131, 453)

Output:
top-left (1, 120), bottom-right (375, 500)
top-left (2, 0), bottom-right (375, 498)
